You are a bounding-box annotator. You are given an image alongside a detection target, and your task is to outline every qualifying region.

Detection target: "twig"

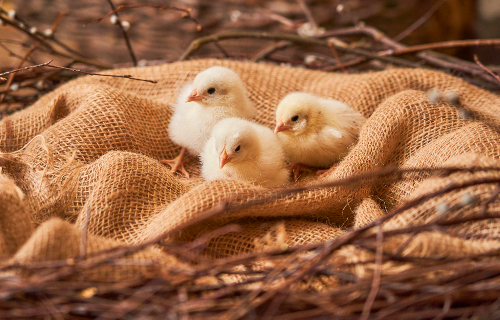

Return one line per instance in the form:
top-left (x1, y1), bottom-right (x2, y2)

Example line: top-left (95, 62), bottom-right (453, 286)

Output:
top-left (180, 224), bottom-right (241, 252)
top-left (360, 223), bottom-right (383, 320)
top-left (0, 42), bottom-right (36, 63)
top-left (327, 40), bottom-right (347, 73)
top-left (0, 60), bottom-right (157, 83)
top-left (95, 279), bottom-right (163, 320)
top-left (85, 5), bottom-right (200, 28)
top-left (380, 39), bottom-right (500, 56)
top-left (178, 30), bottom-right (421, 68)
top-left (0, 61), bottom-right (55, 78)
top-left (105, 0), bottom-right (138, 66)
top-left (297, 0), bottom-right (318, 30)
top-left (321, 56), bottom-right (366, 71)
top-left (418, 50), bottom-right (498, 84)
top-left (261, 292), bottom-right (287, 320)
top-left (319, 25), bottom-right (404, 50)
top-left (36, 292), bottom-right (65, 320)
top-left (474, 54), bottom-right (500, 86)
top-left (392, 0), bottom-right (449, 42)
top-left (251, 41), bottom-right (291, 62)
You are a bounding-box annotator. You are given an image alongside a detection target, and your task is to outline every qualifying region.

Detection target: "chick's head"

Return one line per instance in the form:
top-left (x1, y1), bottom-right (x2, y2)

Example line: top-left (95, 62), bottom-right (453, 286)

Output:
top-left (213, 119), bottom-right (259, 169)
top-left (275, 92), bottom-right (321, 136)
top-left (186, 66), bottom-right (247, 107)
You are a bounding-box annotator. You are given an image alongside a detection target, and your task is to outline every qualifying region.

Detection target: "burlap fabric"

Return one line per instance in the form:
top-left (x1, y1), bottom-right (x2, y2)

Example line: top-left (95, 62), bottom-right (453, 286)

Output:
top-left (1, 59), bottom-right (500, 281)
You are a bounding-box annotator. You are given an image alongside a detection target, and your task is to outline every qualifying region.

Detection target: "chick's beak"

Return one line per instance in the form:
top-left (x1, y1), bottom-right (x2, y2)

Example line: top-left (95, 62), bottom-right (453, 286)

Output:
top-left (274, 120), bottom-right (291, 133)
top-left (186, 88), bottom-right (204, 102)
top-left (219, 147), bottom-right (232, 169)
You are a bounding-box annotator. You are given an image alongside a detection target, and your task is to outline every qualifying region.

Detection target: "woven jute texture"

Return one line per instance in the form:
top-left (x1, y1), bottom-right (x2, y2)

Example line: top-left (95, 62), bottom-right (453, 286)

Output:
top-left (1, 59), bottom-right (500, 281)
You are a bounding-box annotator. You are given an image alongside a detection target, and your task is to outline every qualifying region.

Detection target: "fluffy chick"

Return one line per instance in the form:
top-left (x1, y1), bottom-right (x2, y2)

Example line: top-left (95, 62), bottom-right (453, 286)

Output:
top-left (275, 92), bottom-right (366, 170)
top-left (201, 118), bottom-right (289, 188)
top-left (164, 66), bottom-right (256, 178)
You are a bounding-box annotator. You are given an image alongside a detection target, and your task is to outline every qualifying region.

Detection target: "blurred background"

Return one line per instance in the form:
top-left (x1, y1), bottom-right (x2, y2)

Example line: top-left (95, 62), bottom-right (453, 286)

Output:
top-left (1, 0), bottom-right (499, 68)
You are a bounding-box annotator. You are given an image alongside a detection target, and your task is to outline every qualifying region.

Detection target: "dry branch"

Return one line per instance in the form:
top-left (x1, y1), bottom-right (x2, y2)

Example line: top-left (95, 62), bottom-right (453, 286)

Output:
top-left (392, 0), bottom-right (448, 42)
top-left (474, 54), bottom-right (500, 86)
top-left (178, 30), bottom-right (421, 68)
top-left (0, 60), bottom-right (157, 83)
top-left (104, 0), bottom-right (137, 66)
top-left (380, 39), bottom-right (500, 56)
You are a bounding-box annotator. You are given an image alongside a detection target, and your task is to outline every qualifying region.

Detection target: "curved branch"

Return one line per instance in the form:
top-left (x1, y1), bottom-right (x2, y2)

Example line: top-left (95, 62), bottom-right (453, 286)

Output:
top-left (178, 31), bottom-right (422, 68)
top-left (380, 39), bottom-right (500, 56)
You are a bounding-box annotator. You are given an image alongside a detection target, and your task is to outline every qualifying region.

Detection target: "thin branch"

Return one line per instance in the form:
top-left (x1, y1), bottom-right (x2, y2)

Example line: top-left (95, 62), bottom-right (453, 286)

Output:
top-left (95, 279), bottom-right (162, 320)
top-left (327, 40), bottom-right (347, 73)
top-left (380, 39), bottom-right (500, 56)
top-left (0, 61), bottom-right (54, 78)
top-left (297, 0), bottom-right (318, 29)
top-left (0, 42), bottom-right (36, 63)
top-left (322, 56), bottom-right (367, 71)
top-left (392, 0), bottom-right (449, 42)
top-left (418, 50), bottom-right (498, 84)
top-left (0, 60), bottom-right (157, 83)
top-left (474, 54), bottom-right (500, 86)
top-left (251, 40), bottom-right (291, 62)
top-left (360, 223), bottom-right (383, 320)
top-left (319, 25), bottom-right (405, 50)
top-left (105, 0), bottom-right (138, 66)
top-left (85, 5), bottom-right (199, 28)
top-left (178, 30), bottom-right (421, 68)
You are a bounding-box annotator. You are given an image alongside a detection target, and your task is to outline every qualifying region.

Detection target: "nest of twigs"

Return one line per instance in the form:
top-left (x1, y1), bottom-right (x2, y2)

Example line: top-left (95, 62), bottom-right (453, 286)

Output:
top-left (1, 1), bottom-right (500, 319)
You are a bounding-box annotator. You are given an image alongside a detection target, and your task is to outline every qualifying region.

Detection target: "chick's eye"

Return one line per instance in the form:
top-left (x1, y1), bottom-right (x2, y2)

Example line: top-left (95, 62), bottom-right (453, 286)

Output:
top-left (291, 115), bottom-right (299, 122)
top-left (207, 87), bottom-right (216, 94)
top-left (235, 145), bottom-right (241, 152)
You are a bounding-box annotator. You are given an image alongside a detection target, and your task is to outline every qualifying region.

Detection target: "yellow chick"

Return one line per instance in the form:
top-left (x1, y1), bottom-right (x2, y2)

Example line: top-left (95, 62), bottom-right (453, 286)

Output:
top-left (201, 118), bottom-right (289, 188)
top-left (274, 92), bottom-right (366, 178)
top-left (163, 66), bottom-right (256, 178)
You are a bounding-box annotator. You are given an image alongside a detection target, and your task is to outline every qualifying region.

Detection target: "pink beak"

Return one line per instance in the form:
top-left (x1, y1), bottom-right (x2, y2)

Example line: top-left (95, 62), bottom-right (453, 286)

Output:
top-left (219, 147), bottom-right (231, 169)
top-left (274, 120), bottom-right (292, 133)
top-left (186, 88), bottom-right (204, 102)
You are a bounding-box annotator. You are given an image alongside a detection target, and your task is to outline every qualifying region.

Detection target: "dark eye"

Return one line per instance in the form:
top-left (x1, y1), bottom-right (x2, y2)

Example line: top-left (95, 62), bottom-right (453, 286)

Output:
top-left (207, 87), bottom-right (216, 94)
top-left (291, 115), bottom-right (299, 122)
top-left (235, 145), bottom-right (241, 152)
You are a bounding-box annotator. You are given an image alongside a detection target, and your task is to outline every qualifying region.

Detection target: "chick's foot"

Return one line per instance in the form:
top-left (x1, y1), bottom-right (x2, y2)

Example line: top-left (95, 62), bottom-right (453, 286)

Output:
top-left (288, 163), bottom-right (314, 182)
top-left (161, 147), bottom-right (190, 178)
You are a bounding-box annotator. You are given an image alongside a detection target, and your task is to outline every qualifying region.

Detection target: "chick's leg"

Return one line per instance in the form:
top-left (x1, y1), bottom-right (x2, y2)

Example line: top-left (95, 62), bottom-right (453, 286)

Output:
top-left (288, 163), bottom-right (314, 182)
top-left (160, 147), bottom-right (190, 178)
